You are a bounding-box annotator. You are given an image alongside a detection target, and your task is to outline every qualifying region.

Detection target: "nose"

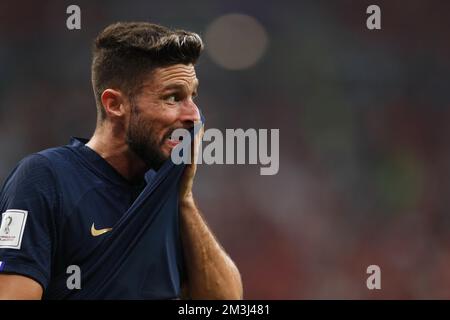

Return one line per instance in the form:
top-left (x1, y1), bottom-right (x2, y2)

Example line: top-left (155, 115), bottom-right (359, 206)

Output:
top-left (180, 100), bottom-right (201, 127)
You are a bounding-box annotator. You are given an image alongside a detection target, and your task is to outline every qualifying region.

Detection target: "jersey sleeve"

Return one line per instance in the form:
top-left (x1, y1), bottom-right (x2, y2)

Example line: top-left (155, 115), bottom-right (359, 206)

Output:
top-left (0, 154), bottom-right (59, 290)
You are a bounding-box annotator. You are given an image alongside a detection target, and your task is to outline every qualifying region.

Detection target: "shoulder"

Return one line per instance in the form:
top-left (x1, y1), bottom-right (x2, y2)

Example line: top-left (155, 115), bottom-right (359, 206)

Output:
top-left (12, 145), bottom-right (72, 170)
top-left (37, 145), bottom-right (76, 167)
top-left (9, 153), bottom-right (55, 182)
top-left (1, 145), bottom-right (74, 195)
top-left (0, 153), bottom-right (56, 199)
top-left (13, 144), bottom-right (79, 180)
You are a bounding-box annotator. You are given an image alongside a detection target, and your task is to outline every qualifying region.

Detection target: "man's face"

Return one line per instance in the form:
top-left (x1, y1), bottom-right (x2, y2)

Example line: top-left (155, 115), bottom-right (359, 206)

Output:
top-left (125, 63), bottom-right (200, 170)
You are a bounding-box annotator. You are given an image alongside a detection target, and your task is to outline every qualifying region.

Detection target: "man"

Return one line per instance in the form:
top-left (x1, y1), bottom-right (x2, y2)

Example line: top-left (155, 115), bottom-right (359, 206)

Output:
top-left (0, 22), bottom-right (242, 299)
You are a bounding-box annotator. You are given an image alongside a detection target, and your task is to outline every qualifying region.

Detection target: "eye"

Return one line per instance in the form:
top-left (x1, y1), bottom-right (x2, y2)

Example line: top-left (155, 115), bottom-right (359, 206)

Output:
top-left (165, 94), bottom-right (178, 103)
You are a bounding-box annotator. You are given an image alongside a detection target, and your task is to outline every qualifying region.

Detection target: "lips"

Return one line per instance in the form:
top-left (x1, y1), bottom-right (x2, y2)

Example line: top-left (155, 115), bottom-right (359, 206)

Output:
top-left (164, 129), bottom-right (184, 148)
top-left (165, 137), bottom-right (181, 148)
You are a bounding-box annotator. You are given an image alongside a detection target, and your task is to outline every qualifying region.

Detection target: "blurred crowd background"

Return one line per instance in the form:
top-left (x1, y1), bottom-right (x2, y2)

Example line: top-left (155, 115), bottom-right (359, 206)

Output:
top-left (1, 0), bottom-right (450, 298)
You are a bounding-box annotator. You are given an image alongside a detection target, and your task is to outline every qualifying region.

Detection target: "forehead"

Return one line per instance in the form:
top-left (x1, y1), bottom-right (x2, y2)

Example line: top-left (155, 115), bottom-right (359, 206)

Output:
top-left (148, 64), bottom-right (198, 90)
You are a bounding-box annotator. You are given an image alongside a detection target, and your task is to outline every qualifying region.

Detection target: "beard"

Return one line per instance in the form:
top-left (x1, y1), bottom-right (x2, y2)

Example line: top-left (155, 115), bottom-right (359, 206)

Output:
top-left (125, 104), bottom-right (169, 171)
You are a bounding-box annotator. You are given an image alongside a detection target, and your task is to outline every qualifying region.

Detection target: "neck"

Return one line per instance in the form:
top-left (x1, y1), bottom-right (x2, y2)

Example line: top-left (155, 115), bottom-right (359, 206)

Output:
top-left (86, 122), bottom-right (148, 182)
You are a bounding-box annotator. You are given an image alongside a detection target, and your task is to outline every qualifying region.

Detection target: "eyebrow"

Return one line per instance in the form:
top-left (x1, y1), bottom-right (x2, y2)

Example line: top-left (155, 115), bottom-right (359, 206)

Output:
top-left (162, 79), bottom-right (199, 93)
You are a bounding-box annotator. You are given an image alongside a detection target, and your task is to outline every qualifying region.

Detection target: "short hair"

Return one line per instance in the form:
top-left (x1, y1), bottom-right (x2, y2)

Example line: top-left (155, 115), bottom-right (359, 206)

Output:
top-left (91, 22), bottom-right (204, 120)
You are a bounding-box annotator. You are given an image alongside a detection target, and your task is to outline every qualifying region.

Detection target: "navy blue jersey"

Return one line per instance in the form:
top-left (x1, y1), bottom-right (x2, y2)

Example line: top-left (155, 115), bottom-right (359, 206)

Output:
top-left (0, 137), bottom-right (185, 299)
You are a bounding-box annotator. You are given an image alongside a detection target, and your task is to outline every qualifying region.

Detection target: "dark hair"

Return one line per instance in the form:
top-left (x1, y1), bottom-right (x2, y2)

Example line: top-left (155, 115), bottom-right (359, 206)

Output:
top-left (91, 22), bottom-right (204, 120)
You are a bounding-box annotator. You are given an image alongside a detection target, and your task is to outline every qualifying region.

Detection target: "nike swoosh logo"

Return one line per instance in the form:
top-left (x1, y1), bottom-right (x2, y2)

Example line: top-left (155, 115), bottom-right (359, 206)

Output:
top-left (90, 223), bottom-right (113, 237)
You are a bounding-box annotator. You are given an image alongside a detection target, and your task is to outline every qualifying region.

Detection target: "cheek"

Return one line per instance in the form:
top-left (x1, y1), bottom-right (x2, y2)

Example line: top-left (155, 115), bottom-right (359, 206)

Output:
top-left (155, 109), bottom-right (180, 131)
top-left (138, 101), bottom-right (180, 138)
top-left (149, 117), bottom-right (177, 147)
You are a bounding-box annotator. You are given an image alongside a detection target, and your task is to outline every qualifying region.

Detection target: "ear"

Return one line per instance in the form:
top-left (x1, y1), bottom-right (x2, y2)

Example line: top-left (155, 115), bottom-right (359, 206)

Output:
top-left (100, 89), bottom-right (126, 118)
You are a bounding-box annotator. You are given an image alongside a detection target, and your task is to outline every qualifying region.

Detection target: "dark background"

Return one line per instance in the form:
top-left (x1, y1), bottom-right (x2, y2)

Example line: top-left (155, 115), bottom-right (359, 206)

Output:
top-left (1, 0), bottom-right (450, 298)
